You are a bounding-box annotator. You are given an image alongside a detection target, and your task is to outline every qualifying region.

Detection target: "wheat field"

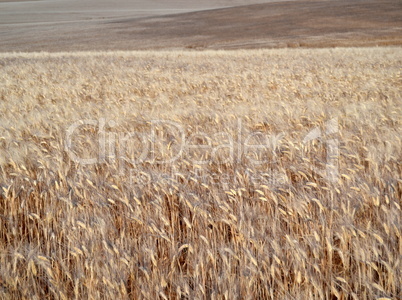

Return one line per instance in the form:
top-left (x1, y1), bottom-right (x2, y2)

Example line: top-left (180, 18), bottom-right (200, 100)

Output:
top-left (0, 48), bottom-right (401, 299)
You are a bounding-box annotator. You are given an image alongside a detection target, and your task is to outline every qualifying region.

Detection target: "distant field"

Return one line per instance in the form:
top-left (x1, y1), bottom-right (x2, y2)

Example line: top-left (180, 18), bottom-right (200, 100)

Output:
top-left (0, 0), bottom-right (401, 51)
top-left (0, 48), bottom-right (401, 299)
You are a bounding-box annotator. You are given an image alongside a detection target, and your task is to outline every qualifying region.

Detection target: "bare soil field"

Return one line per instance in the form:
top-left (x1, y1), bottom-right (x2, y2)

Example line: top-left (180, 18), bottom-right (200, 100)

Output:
top-left (0, 48), bottom-right (401, 299)
top-left (0, 0), bottom-right (401, 51)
